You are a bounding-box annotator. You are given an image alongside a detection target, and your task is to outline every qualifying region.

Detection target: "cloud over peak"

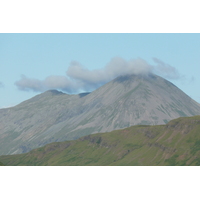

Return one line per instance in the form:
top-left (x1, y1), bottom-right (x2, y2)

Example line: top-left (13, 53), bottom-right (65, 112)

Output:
top-left (15, 75), bottom-right (75, 93)
top-left (15, 57), bottom-right (181, 93)
top-left (152, 57), bottom-right (181, 80)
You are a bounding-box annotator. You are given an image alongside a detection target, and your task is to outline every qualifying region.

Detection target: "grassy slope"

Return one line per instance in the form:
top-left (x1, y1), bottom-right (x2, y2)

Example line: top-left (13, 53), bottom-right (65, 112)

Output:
top-left (0, 162), bottom-right (4, 166)
top-left (1, 116), bottom-right (200, 166)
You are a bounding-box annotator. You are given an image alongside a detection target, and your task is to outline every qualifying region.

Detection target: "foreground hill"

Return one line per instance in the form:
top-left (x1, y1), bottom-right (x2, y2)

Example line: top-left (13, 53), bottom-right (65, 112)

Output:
top-left (1, 73), bottom-right (200, 155)
top-left (1, 116), bottom-right (200, 166)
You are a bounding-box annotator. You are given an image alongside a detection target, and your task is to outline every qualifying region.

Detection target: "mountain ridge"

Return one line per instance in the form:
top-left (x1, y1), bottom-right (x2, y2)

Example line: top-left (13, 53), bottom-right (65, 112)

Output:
top-left (1, 73), bottom-right (200, 155)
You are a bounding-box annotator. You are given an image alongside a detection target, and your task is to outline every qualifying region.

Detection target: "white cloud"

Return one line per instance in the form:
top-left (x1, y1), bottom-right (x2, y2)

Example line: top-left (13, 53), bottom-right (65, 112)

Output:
top-left (15, 75), bottom-right (45, 92)
top-left (15, 75), bottom-right (77, 93)
top-left (67, 57), bottom-right (152, 90)
top-left (15, 57), bottom-right (181, 93)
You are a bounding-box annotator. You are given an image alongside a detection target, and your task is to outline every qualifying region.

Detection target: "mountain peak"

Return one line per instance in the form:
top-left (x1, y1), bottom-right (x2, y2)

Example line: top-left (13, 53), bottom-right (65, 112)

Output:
top-left (1, 73), bottom-right (200, 155)
top-left (113, 73), bottom-right (156, 83)
top-left (43, 90), bottom-right (65, 96)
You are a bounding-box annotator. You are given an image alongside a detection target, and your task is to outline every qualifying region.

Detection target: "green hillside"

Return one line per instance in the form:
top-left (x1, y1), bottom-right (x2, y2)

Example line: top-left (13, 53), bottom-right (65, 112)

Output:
top-left (0, 162), bottom-right (4, 166)
top-left (1, 116), bottom-right (200, 166)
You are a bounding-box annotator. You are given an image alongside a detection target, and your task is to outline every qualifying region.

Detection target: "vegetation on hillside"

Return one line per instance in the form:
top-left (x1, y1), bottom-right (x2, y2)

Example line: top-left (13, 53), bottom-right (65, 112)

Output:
top-left (1, 116), bottom-right (200, 166)
top-left (0, 161), bottom-right (4, 166)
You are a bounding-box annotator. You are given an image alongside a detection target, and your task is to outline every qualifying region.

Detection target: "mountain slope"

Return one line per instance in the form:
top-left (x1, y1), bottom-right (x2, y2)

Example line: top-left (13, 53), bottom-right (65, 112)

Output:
top-left (75, 74), bottom-right (200, 131)
top-left (1, 73), bottom-right (200, 155)
top-left (0, 90), bottom-right (83, 155)
top-left (1, 116), bottom-right (200, 166)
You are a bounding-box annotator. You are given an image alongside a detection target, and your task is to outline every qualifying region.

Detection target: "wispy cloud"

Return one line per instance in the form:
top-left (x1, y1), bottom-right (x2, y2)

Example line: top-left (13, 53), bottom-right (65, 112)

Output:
top-left (15, 57), bottom-right (182, 93)
top-left (152, 58), bottom-right (181, 80)
top-left (15, 75), bottom-right (75, 93)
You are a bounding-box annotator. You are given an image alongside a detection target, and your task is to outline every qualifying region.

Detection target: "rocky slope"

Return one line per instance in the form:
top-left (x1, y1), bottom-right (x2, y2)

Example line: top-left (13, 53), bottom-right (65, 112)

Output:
top-left (1, 73), bottom-right (200, 155)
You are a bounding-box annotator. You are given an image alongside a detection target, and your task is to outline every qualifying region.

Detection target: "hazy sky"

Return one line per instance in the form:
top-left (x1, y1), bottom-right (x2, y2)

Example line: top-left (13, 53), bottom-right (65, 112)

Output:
top-left (0, 33), bottom-right (200, 108)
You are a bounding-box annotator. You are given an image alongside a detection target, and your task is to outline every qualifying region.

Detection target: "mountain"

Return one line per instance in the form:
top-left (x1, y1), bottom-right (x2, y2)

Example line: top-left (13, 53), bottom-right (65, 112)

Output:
top-left (1, 73), bottom-right (200, 155)
top-left (1, 116), bottom-right (200, 166)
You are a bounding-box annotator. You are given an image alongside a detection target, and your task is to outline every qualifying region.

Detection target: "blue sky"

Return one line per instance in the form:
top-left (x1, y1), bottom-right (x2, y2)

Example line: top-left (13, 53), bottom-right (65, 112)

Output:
top-left (0, 33), bottom-right (200, 108)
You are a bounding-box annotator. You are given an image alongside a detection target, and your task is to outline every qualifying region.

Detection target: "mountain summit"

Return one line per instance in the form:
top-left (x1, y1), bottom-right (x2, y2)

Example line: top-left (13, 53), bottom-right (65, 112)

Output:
top-left (1, 73), bottom-right (200, 155)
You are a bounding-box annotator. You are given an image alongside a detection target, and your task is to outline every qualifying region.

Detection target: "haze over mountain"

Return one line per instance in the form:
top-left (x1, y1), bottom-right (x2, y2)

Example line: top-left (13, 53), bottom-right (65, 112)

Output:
top-left (1, 73), bottom-right (200, 155)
